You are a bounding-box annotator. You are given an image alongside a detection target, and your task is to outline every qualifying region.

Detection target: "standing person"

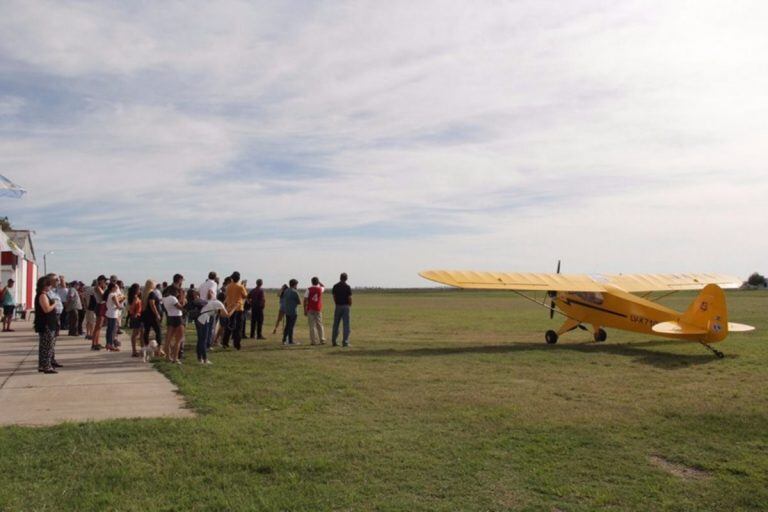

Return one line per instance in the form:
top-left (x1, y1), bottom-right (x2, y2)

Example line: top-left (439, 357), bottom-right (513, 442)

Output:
top-left (195, 298), bottom-right (230, 365)
top-left (272, 284), bottom-right (288, 334)
top-left (35, 275), bottom-right (59, 374)
top-left (104, 282), bottom-right (124, 351)
top-left (303, 277), bottom-right (325, 345)
top-left (199, 272), bottom-right (218, 301)
top-left (282, 279), bottom-right (302, 345)
top-left (198, 272), bottom-right (218, 348)
top-left (331, 273), bottom-right (353, 347)
top-left (65, 281), bottom-right (83, 336)
top-left (213, 276), bottom-right (231, 348)
top-left (91, 275), bottom-right (107, 350)
top-left (223, 272), bottom-right (247, 350)
top-left (241, 279), bottom-right (250, 339)
top-left (45, 274), bottom-right (64, 366)
top-left (1, 279), bottom-right (16, 332)
top-left (76, 282), bottom-right (87, 335)
top-left (248, 279), bottom-right (266, 339)
top-left (141, 279), bottom-right (163, 353)
top-left (169, 274), bottom-right (187, 359)
top-left (127, 283), bottom-right (143, 357)
top-left (84, 280), bottom-right (97, 340)
top-left (55, 276), bottom-right (68, 336)
top-left (162, 283), bottom-right (186, 363)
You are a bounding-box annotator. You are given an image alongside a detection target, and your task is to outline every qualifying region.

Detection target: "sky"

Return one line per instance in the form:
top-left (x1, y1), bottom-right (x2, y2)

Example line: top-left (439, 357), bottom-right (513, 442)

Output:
top-left (1, 0), bottom-right (767, 287)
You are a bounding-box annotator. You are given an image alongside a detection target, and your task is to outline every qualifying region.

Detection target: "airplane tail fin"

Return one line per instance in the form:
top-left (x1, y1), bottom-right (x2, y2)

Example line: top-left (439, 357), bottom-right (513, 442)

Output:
top-left (680, 284), bottom-right (729, 342)
top-left (653, 284), bottom-right (755, 341)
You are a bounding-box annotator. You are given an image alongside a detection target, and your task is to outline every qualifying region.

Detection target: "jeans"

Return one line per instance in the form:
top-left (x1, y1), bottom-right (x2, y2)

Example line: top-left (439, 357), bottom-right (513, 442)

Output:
top-left (223, 311), bottom-right (243, 350)
top-left (195, 319), bottom-right (209, 361)
top-left (106, 318), bottom-right (117, 346)
top-left (332, 305), bottom-right (351, 345)
top-left (204, 317), bottom-right (214, 349)
top-left (250, 308), bottom-right (264, 338)
top-left (283, 314), bottom-right (297, 344)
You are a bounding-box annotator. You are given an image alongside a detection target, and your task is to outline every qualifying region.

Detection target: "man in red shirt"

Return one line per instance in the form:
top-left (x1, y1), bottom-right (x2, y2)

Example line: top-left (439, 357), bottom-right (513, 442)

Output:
top-left (303, 276), bottom-right (325, 345)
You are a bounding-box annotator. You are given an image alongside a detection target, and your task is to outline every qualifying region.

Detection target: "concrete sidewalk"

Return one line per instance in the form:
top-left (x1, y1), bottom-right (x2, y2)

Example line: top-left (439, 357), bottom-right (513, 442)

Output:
top-left (0, 320), bottom-right (195, 427)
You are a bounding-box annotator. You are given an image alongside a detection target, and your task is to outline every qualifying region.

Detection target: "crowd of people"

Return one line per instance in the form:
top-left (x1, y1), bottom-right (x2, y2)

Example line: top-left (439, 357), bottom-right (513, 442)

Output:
top-left (28, 271), bottom-right (354, 374)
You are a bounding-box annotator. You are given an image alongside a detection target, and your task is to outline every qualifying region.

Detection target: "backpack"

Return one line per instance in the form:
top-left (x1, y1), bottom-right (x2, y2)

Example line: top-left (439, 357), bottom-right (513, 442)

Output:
top-left (185, 298), bottom-right (208, 322)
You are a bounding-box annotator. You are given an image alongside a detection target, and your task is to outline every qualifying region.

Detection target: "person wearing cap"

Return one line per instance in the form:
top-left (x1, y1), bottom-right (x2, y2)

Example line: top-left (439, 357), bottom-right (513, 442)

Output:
top-left (1, 279), bottom-right (15, 332)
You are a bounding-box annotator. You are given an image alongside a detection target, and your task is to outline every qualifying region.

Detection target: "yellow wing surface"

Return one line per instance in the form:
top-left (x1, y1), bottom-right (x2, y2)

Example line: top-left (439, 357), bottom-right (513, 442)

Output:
top-left (601, 273), bottom-right (743, 292)
top-left (418, 270), bottom-right (606, 292)
top-left (419, 270), bottom-right (743, 293)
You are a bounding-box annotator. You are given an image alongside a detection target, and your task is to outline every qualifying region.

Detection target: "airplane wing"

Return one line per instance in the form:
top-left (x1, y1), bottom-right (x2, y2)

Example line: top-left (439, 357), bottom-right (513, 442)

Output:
top-left (602, 273), bottom-right (743, 292)
top-left (418, 270), bottom-right (607, 292)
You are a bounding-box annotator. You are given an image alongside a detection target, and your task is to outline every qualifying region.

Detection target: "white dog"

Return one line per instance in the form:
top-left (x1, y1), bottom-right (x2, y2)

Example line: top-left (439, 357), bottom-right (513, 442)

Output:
top-left (142, 340), bottom-right (158, 362)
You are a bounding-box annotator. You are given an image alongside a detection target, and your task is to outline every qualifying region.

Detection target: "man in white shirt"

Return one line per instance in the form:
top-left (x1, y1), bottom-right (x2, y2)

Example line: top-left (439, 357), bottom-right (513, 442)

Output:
top-left (198, 271), bottom-right (219, 348)
top-left (199, 271), bottom-right (218, 301)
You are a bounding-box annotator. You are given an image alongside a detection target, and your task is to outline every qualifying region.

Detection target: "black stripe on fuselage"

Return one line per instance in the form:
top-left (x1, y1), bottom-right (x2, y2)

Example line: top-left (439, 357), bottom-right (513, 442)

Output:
top-left (563, 297), bottom-right (628, 318)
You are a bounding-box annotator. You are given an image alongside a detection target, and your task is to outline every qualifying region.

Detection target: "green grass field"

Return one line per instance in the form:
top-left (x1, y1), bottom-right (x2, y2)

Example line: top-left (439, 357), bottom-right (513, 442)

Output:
top-left (1, 290), bottom-right (767, 511)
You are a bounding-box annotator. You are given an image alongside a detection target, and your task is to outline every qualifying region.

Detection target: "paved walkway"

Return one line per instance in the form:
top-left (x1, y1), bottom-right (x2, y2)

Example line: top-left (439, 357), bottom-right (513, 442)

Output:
top-left (0, 320), bottom-right (195, 427)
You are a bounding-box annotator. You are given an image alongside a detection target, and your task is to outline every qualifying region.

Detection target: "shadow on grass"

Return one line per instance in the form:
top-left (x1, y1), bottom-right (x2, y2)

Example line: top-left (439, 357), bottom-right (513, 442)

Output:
top-left (331, 340), bottom-right (728, 370)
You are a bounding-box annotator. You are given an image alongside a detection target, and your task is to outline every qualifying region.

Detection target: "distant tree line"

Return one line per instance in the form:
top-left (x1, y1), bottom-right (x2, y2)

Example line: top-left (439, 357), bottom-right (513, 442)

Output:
top-left (747, 272), bottom-right (766, 287)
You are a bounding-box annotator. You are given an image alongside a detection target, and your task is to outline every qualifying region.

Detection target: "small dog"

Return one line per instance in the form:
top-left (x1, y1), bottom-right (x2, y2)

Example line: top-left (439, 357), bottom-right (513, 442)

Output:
top-left (142, 340), bottom-right (159, 362)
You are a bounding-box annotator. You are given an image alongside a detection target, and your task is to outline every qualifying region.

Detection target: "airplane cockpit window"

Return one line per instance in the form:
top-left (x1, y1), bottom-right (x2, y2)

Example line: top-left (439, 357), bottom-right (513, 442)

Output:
top-left (574, 292), bottom-right (605, 305)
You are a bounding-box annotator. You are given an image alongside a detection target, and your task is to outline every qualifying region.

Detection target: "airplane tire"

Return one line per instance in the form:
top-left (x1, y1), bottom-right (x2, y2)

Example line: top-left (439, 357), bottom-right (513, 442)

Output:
top-left (594, 328), bottom-right (607, 342)
top-left (545, 330), bottom-right (558, 344)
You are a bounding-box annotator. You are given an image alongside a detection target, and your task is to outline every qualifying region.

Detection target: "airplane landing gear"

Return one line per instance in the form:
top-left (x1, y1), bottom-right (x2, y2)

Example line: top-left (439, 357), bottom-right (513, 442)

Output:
top-left (545, 330), bottom-right (559, 344)
top-left (594, 328), bottom-right (607, 343)
top-left (699, 341), bottom-right (725, 359)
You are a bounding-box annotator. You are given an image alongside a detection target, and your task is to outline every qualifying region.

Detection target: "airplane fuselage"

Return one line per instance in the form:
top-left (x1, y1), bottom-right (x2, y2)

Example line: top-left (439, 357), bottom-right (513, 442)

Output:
top-left (555, 285), bottom-right (696, 340)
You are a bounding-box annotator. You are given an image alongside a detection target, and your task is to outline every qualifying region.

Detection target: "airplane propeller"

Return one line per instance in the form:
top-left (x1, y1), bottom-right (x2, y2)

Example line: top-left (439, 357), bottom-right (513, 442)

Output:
top-left (548, 260), bottom-right (561, 319)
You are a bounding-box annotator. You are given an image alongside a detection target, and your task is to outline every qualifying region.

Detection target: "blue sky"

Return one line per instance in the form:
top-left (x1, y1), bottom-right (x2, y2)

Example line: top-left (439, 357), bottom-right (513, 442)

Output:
top-left (1, 0), bottom-right (767, 287)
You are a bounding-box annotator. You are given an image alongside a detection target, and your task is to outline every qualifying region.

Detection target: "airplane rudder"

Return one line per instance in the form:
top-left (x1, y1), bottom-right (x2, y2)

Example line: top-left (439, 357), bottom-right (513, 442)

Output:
top-left (681, 284), bottom-right (728, 341)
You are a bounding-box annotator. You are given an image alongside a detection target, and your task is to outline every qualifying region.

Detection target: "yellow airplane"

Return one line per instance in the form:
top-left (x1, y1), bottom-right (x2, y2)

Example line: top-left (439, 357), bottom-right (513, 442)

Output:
top-left (419, 265), bottom-right (755, 358)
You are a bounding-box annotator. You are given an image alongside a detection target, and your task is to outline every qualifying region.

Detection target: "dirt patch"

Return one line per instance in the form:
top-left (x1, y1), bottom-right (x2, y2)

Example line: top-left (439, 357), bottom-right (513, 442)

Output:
top-left (649, 455), bottom-right (710, 480)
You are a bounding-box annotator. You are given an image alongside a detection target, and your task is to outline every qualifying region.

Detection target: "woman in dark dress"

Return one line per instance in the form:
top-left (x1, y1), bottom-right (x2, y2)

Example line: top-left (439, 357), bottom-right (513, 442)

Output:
top-left (35, 275), bottom-right (59, 374)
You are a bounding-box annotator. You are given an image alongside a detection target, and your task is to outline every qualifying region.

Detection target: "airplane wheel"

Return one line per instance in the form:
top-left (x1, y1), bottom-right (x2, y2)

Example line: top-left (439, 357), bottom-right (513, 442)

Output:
top-left (594, 328), bottom-right (607, 342)
top-left (545, 330), bottom-right (558, 344)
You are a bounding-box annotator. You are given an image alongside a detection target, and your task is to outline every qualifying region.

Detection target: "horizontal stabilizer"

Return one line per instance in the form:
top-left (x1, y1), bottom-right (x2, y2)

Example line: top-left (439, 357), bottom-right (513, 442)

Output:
top-left (653, 321), bottom-right (708, 336)
top-left (728, 322), bottom-right (755, 332)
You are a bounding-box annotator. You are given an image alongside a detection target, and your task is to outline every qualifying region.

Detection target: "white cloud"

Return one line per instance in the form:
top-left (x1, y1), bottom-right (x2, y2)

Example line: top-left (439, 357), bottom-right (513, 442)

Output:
top-left (1, 0), bottom-right (767, 285)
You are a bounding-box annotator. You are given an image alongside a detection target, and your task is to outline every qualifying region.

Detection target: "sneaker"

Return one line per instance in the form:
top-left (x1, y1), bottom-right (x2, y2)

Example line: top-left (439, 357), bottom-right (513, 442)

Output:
top-left (91, 344), bottom-right (103, 351)
top-left (342, 342), bottom-right (350, 347)
top-left (204, 360), bottom-right (213, 365)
